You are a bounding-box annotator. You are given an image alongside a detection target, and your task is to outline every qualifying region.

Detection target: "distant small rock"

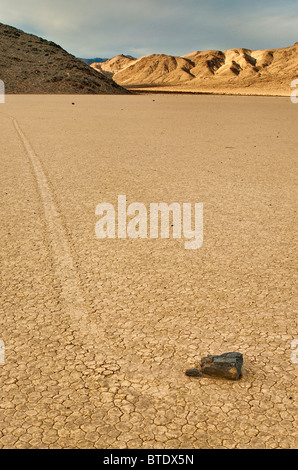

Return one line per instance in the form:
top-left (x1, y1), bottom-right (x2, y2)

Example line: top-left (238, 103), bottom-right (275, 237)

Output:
top-left (200, 352), bottom-right (243, 380)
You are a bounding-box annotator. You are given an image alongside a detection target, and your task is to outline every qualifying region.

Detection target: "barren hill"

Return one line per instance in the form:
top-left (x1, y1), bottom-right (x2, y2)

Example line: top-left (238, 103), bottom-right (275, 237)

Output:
top-left (91, 55), bottom-right (137, 79)
top-left (0, 23), bottom-right (129, 94)
top-left (106, 54), bottom-right (195, 85)
top-left (95, 44), bottom-right (298, 95)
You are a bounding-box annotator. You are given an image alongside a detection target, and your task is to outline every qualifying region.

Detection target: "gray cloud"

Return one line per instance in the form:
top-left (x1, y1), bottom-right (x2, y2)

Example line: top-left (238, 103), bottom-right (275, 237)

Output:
top-left (1, 0), bottom-right (297, 58)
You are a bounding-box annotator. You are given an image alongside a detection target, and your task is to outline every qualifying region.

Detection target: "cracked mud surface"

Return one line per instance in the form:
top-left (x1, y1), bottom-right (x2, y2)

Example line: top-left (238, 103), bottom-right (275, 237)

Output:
top-left (0, 95), bottom-right (297, 449)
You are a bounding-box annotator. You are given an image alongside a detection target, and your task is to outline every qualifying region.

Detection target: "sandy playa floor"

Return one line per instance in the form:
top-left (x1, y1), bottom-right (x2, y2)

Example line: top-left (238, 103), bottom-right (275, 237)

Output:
top-left (0, 95), bottom-right (296, 449)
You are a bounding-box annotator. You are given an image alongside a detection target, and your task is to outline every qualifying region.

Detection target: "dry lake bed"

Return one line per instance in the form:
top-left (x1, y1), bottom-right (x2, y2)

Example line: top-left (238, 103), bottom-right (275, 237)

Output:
top-left (0, 95), bottom-right (296, 449)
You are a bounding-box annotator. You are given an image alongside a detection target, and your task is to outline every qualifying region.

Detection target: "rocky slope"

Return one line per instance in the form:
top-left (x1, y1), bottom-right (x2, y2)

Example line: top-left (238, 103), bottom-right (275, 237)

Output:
top-left (0, 23), bottom-right (129, 94)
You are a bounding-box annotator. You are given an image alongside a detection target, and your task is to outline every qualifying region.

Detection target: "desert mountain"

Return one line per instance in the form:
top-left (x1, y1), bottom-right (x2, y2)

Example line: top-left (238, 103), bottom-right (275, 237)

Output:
top-left (94, 45), bottom-right (298, 95)
top-left (0, 23), bottom-right (129, 94)
top-left (91, 55), bottom-right (137, 79)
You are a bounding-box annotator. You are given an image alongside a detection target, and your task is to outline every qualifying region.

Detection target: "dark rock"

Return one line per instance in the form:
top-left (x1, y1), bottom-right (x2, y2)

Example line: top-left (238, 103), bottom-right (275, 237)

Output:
top-left (200, 352), bottom-right (243, 380)
top-left (185, 368), bottom-right (202, 377)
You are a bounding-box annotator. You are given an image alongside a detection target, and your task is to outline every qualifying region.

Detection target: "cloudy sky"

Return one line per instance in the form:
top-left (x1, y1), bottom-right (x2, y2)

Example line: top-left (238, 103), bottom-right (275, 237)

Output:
top-left (1, 0), bottom-right (297, 58)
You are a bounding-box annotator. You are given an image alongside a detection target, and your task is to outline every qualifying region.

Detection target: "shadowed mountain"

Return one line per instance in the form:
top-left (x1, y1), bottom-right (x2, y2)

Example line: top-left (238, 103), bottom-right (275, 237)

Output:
top-left (78, 57), bottom-right (109, 66)
top-left (0, 23), bottom-right (129, 94)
